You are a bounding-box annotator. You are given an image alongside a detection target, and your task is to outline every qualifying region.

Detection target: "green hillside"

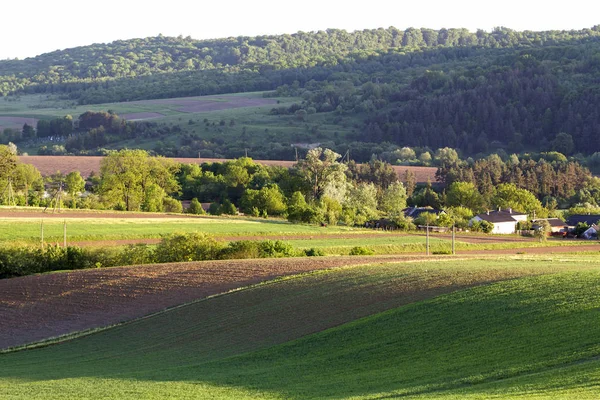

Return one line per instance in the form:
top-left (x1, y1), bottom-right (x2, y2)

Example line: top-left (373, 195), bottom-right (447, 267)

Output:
top-left (3, 27), bottom-right (600, 158)
top-left (1, 256), bottom-right (600, 399)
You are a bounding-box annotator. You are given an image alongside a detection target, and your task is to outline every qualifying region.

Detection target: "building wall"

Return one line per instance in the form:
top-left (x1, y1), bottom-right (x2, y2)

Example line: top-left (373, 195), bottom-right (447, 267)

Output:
top-left (492, 221), bottom-right (517, 234)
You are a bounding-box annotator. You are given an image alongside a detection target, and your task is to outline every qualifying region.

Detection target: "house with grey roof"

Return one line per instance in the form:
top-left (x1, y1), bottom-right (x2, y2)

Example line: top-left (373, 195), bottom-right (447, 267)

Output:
top-left (469, 208), bottom-right (528, 234)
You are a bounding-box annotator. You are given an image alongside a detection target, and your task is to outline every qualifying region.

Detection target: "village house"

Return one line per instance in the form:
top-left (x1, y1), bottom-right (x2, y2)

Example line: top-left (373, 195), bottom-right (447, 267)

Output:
top-left (469, 208), bottom-right (528, 234)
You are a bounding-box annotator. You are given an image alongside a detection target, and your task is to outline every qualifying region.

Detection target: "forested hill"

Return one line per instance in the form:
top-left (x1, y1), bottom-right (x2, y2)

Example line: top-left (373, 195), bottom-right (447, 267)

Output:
top-left (2, 26), bottom-right (600, 100)
top-left (4, 26), bottom-right (600, 157)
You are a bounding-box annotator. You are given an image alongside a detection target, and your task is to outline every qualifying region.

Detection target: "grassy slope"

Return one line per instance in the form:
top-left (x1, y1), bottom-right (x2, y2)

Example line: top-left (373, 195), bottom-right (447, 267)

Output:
top-left (1, 257), bottom-right (600, 399)
top-left (0, 92), bottom-right (362, 156)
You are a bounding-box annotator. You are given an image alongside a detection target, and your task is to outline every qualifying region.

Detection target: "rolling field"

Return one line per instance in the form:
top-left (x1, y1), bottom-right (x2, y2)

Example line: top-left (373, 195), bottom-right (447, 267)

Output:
top-left (1, 256), bottom-right (600, 398)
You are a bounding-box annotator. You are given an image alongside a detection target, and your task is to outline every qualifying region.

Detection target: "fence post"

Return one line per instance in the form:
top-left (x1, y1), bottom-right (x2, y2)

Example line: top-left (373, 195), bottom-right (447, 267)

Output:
top-left (41, 220), bottom-right (44, 249)
top-left (426, 224), bottom-right (430, 256)
top-left (63, 220), bottom-right (67, 248)
top-left (452, 225), bottom-right (455, 255)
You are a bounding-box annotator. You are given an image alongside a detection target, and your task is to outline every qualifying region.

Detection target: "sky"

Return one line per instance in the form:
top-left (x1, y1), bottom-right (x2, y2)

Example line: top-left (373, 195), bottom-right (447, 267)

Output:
top-left (2, 0), bottom-right (599, 60)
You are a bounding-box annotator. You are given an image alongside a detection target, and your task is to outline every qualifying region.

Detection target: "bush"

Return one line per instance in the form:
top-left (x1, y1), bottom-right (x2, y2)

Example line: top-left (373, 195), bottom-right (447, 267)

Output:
top-left (221, 199), bottom-right (238, 215)
top-left (187, 198), bottom-right (205, 215)
top-left (116, 244), bottom-right (154, 266)
top-left (163, 197), bottom-right (183, 213)
top-left (349, 246), bottom-right (374, 256)
top-left (304, 248), bottom-right (325, 256)
top-left (258, 240), bottom-right (298, 258)
top-left (154, 232), bottom-right (222, 263)
top-left (208, 202), bottom-right (222, 215)
top-left (471, 220), bottom-right (494, 233)
top-left (219, 241), bottom-right (261, 259)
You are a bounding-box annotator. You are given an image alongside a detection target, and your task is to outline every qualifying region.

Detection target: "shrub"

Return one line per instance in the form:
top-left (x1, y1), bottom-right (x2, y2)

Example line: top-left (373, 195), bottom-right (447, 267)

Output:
top-left (163, 197), bottom-right (183, 213)
top-left (472, 220), bottom-right (494, 233)
top-left (154, 232), bottom-right (222, 263)
top-left (221, 199), bottom-right (238, 215)
top-left (258, 240), bottom-right (298, 258)
top-left (116, 244), bottom-right (154, 266)
top-left (219, 241), bottom-right (261, 259)
top-left (208, 202), bottom-right (222, 215)
top-left (188, 198), bottom-right (205, 215)
top-left (304, 248), bottom-right (325, 256)
top-left (349, 246), bottom-right (374, 256)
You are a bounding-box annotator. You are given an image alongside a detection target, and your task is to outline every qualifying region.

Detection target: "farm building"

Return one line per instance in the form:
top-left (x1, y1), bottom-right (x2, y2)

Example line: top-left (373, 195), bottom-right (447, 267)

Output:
top-left (470, 208), bottom-right (528, 234)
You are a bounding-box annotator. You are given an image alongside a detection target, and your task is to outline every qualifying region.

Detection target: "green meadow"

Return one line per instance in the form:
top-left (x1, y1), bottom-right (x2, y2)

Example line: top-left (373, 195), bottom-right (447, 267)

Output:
top-left (0, 216), bottom-right (358, 243)
top-left (2, 256), bottom-right (600, 399)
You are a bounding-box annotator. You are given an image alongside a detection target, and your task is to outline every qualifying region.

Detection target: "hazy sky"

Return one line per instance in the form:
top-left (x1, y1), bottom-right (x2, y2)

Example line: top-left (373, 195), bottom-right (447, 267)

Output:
top-left (2, 0), bottom-right (599, 59)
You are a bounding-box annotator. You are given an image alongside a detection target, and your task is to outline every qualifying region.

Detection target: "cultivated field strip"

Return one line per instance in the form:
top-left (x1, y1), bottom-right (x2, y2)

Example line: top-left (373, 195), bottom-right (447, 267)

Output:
top-left (2, 258), bottom-right (600, 399)
top-left (0, 255), bottom-right (428, 349)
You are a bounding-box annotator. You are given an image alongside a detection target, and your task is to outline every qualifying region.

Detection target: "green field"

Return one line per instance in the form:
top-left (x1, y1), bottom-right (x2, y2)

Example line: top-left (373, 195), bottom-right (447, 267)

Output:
top-left (2, 256), bottom-right (600, 399)
top-left (0, 216), bottom-right (359, 243)
top-left (1, 92), bottom-right (362, 157)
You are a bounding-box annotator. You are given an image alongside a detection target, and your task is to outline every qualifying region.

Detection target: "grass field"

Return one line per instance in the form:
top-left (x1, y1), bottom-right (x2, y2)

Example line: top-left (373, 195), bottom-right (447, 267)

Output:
top-left (1, 92), bottom-right (364, 158)
top-left (0, 216), bottom-right (358, 243)
top-left (1, 256), bottom-right (600, 399)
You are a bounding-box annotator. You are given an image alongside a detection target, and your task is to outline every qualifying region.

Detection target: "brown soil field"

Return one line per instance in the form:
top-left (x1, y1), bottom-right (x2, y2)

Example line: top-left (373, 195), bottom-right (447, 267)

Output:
top-left (119, 112), bottom-right (164, 121)
top-left (3, 248), bottom-right (597, 351)
top-left (19, 155), bottom-right (438, 183)
top-left (0, 255), bottom-right (427, 349)
top-left (0, 116), bottom-right (37, 130)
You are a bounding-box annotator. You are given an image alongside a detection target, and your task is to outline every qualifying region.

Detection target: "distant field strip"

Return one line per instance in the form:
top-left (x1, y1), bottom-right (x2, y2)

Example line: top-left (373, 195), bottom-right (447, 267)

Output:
top-left (0, 216), bottom-right (358, 243)
top-left (1, 257), bottom-right (600, 399)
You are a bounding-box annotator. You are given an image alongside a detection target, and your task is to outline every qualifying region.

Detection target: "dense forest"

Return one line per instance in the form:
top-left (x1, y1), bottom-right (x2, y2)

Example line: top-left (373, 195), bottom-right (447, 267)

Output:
top-left (3, 26), bottom-right (600, 157)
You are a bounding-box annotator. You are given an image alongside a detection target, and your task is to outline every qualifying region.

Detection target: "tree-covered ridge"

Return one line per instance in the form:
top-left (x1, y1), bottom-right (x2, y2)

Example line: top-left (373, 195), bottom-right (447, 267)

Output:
top-left (1, 26), bottom-right (600, 97)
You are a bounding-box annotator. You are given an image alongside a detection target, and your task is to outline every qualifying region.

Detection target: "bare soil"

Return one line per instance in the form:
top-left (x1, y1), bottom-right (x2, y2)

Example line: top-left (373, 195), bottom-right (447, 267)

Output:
top-left (19, 155), bottom-right (438, 183)
top-left (119, 112), bottom-right (164, 121)
top-left (1, 244), bottom-right (598, 350)
top-left (0, 255), bottom-right (426, 349)
top-left (0, 116), bottom-right (37, 130)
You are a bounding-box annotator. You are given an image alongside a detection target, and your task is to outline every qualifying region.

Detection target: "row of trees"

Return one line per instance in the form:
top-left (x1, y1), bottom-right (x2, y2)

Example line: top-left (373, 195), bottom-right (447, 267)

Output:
top-left (3, 146), bottom-right (600, 231)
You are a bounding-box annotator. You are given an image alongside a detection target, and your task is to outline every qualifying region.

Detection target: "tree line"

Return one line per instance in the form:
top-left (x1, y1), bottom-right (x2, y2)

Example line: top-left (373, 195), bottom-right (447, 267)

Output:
top-left (3, 146), bottom-right (600, 233)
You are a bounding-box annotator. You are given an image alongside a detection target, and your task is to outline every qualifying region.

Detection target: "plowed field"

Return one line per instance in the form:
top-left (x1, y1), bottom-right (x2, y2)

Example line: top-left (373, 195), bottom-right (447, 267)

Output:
top-left (0, 255), bottom-right (425, 349)
top-left (19, 155), bottom-right (438, 182)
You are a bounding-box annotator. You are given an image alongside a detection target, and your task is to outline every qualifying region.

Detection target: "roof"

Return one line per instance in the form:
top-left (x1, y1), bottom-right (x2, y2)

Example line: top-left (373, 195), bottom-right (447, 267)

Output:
top-left (474, 209), bottom-right (525, 224)
top-left (533, 218), bottom-right (567, 228)
top-left (565, 215), bottom-right (600, 227)
top-left (474, 213), bottom-right (518, 223)
top-left (403, 207), bottom-right (444, 219)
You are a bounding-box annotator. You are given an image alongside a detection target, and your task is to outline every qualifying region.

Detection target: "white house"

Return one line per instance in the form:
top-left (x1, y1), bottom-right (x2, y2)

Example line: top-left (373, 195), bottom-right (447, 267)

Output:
top-left (469, 208), bottom-right (528, 234)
